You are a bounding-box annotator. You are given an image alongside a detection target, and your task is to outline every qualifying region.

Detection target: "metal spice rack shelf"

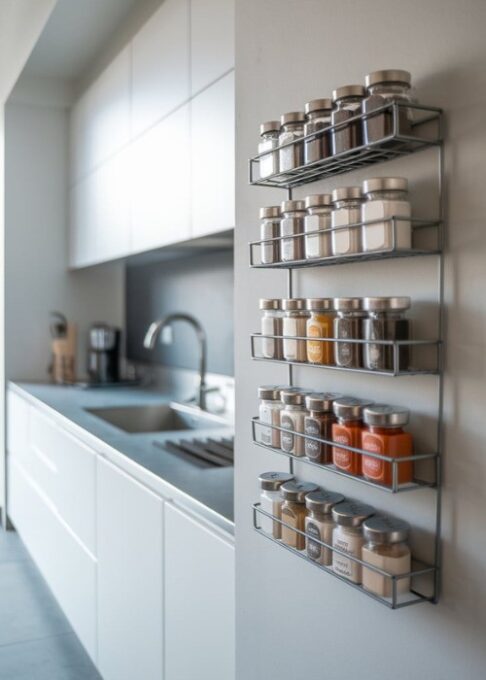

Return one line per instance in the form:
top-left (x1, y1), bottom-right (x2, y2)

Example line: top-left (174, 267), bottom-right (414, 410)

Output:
top-left (247, 101), bottom-right (445, 607)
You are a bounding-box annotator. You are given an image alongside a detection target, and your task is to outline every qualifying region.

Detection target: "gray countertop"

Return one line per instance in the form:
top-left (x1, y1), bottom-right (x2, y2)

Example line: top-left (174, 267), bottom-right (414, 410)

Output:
top-left (9, 382), bottom-right (234, 533)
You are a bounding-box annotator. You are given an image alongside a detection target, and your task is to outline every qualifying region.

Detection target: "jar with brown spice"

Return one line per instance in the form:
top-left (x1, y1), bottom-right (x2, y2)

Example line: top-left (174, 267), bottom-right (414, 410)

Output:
top-left (331, 85), bottom-right (366, 155)
top-left (362, 70), bottom-right (413, 145)
top-left (304, 98), bottom-right (332, 165)
top-left (280, 480), bottom-right (319, 550)
top-left (305, 490), bottom-right (345, 566)
top-left (304, 392), bottom-right (341, 464)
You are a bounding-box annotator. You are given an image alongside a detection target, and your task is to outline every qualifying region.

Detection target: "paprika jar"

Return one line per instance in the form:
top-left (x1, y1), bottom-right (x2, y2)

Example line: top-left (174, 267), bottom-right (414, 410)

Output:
top-left (280, 480), bottom-right (319, 550)
top-left (332, 397), bottom-right (373, 476)
top-left (306, 298), bottom-right (335, 365)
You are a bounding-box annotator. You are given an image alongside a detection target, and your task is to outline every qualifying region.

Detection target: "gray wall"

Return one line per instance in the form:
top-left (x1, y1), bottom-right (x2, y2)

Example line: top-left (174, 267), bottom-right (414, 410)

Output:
top-left (126, 250), bottom-right (234, 376)
top-left (234, 1), bottom-right (486, 679)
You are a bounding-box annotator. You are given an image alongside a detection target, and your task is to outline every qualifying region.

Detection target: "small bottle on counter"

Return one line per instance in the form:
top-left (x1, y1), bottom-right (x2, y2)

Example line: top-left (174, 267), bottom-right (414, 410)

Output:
top-left (259, 206), bottom-right (281, 264)
top-left (361, 405), bottom-right (414, 486)
top-left (258, 471), bottom-right (295, 539)
top-left (260, 298), bottom-right (283, 360)
top-left (331, 187), bottom-right (364, 257)
top-left (332, 501), bottom-right (375, 583)
top-left (331, 85), bottom-right (366, 155)
top-left (279, 112), bottom-right (305, 172)
top-left (304, 98), bottom-right (333, 165)
top-left (333, 297), bottom-right (366, 368)
top-left (258, 121), bottom-right (281, 178)
top-left (280, 480), bottom-right (319, 550)
top-left (306, 297), bottom-right (335, 365)
top-left (280, 389), bottom-right (308, 457)
top-left (362, 69), bottom-right (413, 145)
top-left (282, 298), bottom-right (309, 362)
top-left (332, 397), bottom-right (373, 476)
top-left (258, 386), bottom-right (285, 448)
top-left (304, 194), bottom-right (333, 260)
top-left (362, 296), bottom-right (411, 372)
top-left (280, 200), bottom-right (306, 262)
top-left (304, 393), bottom-right (341, 464)
top-left (361, 516), bottom-right (411, 597)
top-left (362, 177), bottom-right (411, 253)
top-left (305, 490), bottom-right (345, 566)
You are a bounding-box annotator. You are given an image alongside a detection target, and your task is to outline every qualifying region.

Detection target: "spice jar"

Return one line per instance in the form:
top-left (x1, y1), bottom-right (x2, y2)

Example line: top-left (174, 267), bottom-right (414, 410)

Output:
top-left (258, 471), bottom-right (295, 539)
top-left (280, 389), bottom-right (308, 457)
top-left (280, 480), bottom-right (319, 550)
top-left (362, 296), bottom-right (411, 372)
top-left (332, 501), bottom-right (375, 583)
top-left (331, 187), bottom-right (364, 256)
top-left (361, 516), bottom-right (411, 597)
top-left (362, 177), bottom-right (411, 252)
top-left (362, 70), bottom-right (413, 145)
top-left (305, 490), bottom-right (345, 566)
top-left (306, 298), bottom-right (335, 365)
top-left (282, 298), bottom-right (309, 362)
top-left (280, 200), bottom-right (306, 262)
top-left (260, 298), bottom-right (283, 360)
top-left (304, 194), bottom-right (333, 260)
top-left (332, 397), bottom-right (373, 476)
top-left (279, 112), bottom-right (305, 172)
top-left (361, 405), bottom-right (413, 486)
top-left (331, 85), bottom-right (366, 155)
top-left (304, 393), bottom-right (341, 464)
top-left (258, 121), bottom-right (280, 178)
top-left (258, 386), bottom-right (285, 448)
top-left (333, 297), bottom-right (366, 368)
top-left (304, 98), bottom-right (332, 165)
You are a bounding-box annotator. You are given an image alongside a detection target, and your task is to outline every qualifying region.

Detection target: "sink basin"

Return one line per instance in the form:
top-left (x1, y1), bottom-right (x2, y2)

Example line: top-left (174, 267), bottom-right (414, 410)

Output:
top-left (86, 402), bottom-right (226, 434)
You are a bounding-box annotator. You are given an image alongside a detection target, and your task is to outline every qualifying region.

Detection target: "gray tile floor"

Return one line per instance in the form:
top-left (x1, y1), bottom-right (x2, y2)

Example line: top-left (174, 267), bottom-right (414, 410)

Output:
top-left (0, 528), bottom-right (101, 680)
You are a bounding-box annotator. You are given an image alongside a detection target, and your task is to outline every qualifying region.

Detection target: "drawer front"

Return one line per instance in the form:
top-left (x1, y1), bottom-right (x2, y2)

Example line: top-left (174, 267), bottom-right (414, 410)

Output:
top-left (7, 391), bottom-right (30, 463)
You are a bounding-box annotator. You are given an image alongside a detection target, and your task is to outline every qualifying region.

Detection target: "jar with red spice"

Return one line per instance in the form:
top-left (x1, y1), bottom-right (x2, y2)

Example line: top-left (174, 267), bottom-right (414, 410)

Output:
top-left (332, 397), bottom-right (373, 476)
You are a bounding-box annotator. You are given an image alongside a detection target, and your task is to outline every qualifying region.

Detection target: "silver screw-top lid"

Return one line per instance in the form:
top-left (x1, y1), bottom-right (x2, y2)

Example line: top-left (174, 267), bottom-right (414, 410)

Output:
top-left (365, 69), bottom-right (411, 88)
top-left (331, 186), bottom-right (363, 202)
top-left (305, 392), bottom-right (342, 412)
top-left (281, 389), bottom-right (307, 406)
top-left (362, 177), bottom-right (409, 194)
top-left (305, 490), bottom-right (345, 514)
top-left (363, 404), bottom-right (410, 428)
top-left (332, 84), bottom-right (366, 101)
top-left (281, 199), bottom-right (306, 213)
top-left (280, 480), bottom-right (319, 502)
top-left (280, 111), bottom-right (306, 125)
top-left (305, 194), bottom-right (333, 209)
top-left (332, 297), bottom-right (364, 312)
top-left (306, 297), bottom-right (334, 312)
top-left (258, 385), bottom-right (283, 401)
top-left (332, 501), bottom-right (375, 527)
top-left (281, 298), bottom-right (307, 311)
top-left (305, 98), bottom-right (333, 114)
top-left (259, 205), bottom-right (281, 219)
top-left (362, 296), bottom-right (411, 312)
top-left (362, 515), bottom-right (410, 543)
top-left (259, 298), bottom-right (281, 310)
top-left (260, 121), bottom-right (280, 135)
top-left (259, 471), bottom-right (295, 491)
top-left (333, 397), bottom-right (374, 421)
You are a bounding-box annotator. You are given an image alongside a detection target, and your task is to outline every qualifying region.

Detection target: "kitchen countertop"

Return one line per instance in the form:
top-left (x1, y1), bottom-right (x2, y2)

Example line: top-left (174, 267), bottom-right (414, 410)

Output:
top-left (9, 382), bottom-right (234, 534)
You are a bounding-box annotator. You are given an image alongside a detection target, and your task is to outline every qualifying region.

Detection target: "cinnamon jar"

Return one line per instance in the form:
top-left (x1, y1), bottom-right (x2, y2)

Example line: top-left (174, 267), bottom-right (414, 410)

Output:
top-left (332, 397), bottom-right (373, 476)
top-left (280, 480), bottom-right (319, 550)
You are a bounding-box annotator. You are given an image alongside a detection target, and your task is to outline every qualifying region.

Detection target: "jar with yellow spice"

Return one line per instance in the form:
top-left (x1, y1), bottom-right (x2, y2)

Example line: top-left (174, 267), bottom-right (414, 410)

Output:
top-left (306, 298), bottom-right (335, 365)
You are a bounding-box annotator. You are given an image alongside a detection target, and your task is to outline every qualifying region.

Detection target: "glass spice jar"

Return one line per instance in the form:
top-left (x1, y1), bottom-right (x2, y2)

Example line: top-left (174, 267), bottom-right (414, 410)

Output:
top-left (304, 98), bottom-right (333, 165)
top-left (258, 471), bottom-right (295, 539)
top-left (259, 206), bottom-right (281, 264)
top-left (258, 385), bottom-right (285, 448)
top-left (258, 120), bottom-right (280, 178)
top-left (260, 298), bottom-right (283, 360)
top-left (362, 296), bottom-right (411, 372)
top-left (280, 480), bottom-right (319, 550)
top-left (305, 490), bottom-right (345, 566)
top-left (280, 199), bottom-right (306, 262)
top-left (362, 69), bottom-right (413, 145)
top-left (362, 177), bottom-right (412, 253)
top-left (304, 194), bottom-right (333, 260)
top-left (306, 298), bottom-right (335, 365)
top-left (282, 298), bottom-right (309, 362)
top-left (331, 186), bottom-right (364, 257)
top-left (361, 516), bottom-right (411, 597)
top-left (331, 85), bottom-right (366, 155)
top-left (304, 392), bottom-right (341, 464)
top-left (279, 112), bottom-right (305, 172)
top-left (361, 405), bottom-right (414, 486)
top-left (332, 397), bottom-right (373, 476)
top-left (332, 501), bottom-right (375, 583)
top-left (333, 297), bottom-right (366, 368)
top-left (280, 389), bottom-right (308, 457)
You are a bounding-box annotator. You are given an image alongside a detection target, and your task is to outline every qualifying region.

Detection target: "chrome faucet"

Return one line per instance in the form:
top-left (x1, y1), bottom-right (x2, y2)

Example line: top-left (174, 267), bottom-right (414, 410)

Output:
top-left (143, 313), bottom-right (209, 410)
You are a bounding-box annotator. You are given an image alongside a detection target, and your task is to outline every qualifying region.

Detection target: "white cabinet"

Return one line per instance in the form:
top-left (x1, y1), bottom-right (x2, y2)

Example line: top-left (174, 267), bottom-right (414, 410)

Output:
top-left (97, 457), bottom-right (164, 680)
top-left (7, 390), bottom-right (30, 464)
top-left (164, 503), bottom-right (235, 680)
top-left (190, 0), bottom-right (235, 95)
top-left (191, 70), bottom-right (235, 238)
top-left (132, 0), bottom-right (190, 138)
top-left (131, 103), bottom-right (191, 253)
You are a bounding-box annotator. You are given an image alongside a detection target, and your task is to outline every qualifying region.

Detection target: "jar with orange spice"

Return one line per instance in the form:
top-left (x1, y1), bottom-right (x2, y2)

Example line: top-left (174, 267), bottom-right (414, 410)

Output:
top-left (306, 298), bottom-right (335, 365)
top-left (361, 405), bottom-right (413, 487)
top-left (332, 397), bottom-right (373, 476)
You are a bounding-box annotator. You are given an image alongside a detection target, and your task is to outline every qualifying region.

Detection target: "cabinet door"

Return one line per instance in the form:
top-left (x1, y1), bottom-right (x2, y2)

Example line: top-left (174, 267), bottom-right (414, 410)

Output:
top-left (191, 70), bottom-right (235, 238)
top-left (132, 0), bottom-right (190, 138)
top-left (190, 0), bottom-right (235, 95)
top-left (97, 457), bottom-right (164, 680)
top-left (164, 503), bottom-right (235, 680)
top-left (7, 390), bottom-right (30, 463)
top-left (131, 104), bottom-right (191, 253)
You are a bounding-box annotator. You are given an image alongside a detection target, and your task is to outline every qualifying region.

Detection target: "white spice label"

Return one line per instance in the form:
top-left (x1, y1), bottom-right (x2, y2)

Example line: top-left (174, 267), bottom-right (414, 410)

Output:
top-left (332, 531), bottom-right (364, 583)
top-left (280, 413), bottom-right (295, 452)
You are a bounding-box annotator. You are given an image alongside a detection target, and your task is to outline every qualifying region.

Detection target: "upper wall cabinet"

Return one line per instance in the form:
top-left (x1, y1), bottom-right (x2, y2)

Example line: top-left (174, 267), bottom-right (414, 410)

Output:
top-left (70, 46), bottom-right (131, 183)
top-left (190, 0), bottom-right (235, 95)
top-left (132, 0), bottom-right (190, 138)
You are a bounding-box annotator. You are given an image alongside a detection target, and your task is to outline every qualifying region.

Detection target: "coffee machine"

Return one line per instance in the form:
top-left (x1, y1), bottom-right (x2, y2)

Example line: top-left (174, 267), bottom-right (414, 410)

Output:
top-left (87, 323), bottom-right (120, 384)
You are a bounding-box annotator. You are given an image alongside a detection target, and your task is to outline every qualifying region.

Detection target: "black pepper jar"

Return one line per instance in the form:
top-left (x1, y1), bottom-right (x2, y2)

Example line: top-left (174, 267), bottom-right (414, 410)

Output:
top-left (362, 296), bottom-right (411, 372)
top-left (304, 98), bottom-right (333, 165)
top-left (333, 297), bottom-right (367, 368)
top-left (362, 69), bottom-right (413, 144)
top-left (331, 85), bottom-right (366, 155)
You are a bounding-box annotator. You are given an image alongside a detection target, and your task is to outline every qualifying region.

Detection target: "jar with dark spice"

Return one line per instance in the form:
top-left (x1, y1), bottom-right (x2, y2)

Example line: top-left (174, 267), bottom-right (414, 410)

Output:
top-left (280, 199), bottom-right (306, 262)
top-left (331, 85), bottom-right (366, 155)
top-left (362, 70), bottom-right (413, 145)
top-left (333, 297), bottom-right (366, 368)
top-left (304, 393), bottom-right (341, 464)
top-left (258, 121), bottom-right (280, 178)
top-left (304, 98), bottom-right (332, 165)
top-left (279, 112), bottom-right (305, 172)
top-left (362, 297), bottom-right (411, 372)
top-left (259, 206), bottom-right (281, 264)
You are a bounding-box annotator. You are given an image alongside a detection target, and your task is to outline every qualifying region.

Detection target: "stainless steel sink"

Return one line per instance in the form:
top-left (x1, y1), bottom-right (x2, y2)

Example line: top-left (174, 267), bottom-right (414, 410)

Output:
top-left (86, 402), bottom-right (226, 434)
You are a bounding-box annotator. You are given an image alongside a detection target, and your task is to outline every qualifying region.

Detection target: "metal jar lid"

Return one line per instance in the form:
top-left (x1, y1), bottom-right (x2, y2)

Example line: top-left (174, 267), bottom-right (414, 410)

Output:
top-left (280, 480), bottom-right (319, 503)
top-left (306, 298), bottom-right (334, 312)
top-left (332, 297), bottom-right (364, 312)
top-left (281, 389), bottom-right (307, 406)
top-left (259, 298), bottom-right (281, 310)
top-left (304, 194), bottom-right (333, 209)
top-left (362, 515), bottom-right (410, 543)
top-left (332, 501), bottom-right (375, 527)
top-left (333, 397), bottom-right (374, 421)
top-left (332, 84), bottom-right (366, 101)
top-left (362, 296), bottom-right (411, 312)
top-left (362, 177), bottom-right (408, 194)
top-left (281, 199), bottom-right (306, 213)
top-left (363, 404), bottom-right (410, 428)
top-left (259, 205), bottom-right (281, 219)
top-left (258, 385), bottom-right (283, 401)
top-left (305, 392), bottom-right (342, 412)
top-left (281, 298), bottom-right (306, 311)
top-left (365, 69), bottom-right (411, 88)
top-left (280, 111), bottom-right (305, 125)
top-left (331, 186), bottom-right (363, 202)
top-left (259, 471), bottom-right (295, 491)
top-left (260, 120), bottom-right (280, 135)
top-left (305, 490), bottom-right (345, 514)
top-left (304, 98), bottom-right (333, 114)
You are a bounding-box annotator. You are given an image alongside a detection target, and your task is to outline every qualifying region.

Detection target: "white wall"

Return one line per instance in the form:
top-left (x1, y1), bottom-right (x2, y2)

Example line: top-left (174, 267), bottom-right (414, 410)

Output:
top-left (234, 1), bottom-right (486, 678)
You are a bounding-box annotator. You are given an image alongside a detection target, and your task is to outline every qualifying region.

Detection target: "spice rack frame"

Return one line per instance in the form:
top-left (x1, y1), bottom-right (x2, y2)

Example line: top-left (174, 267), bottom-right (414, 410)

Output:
top-left (248, 102), bottom-right (445, 607)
